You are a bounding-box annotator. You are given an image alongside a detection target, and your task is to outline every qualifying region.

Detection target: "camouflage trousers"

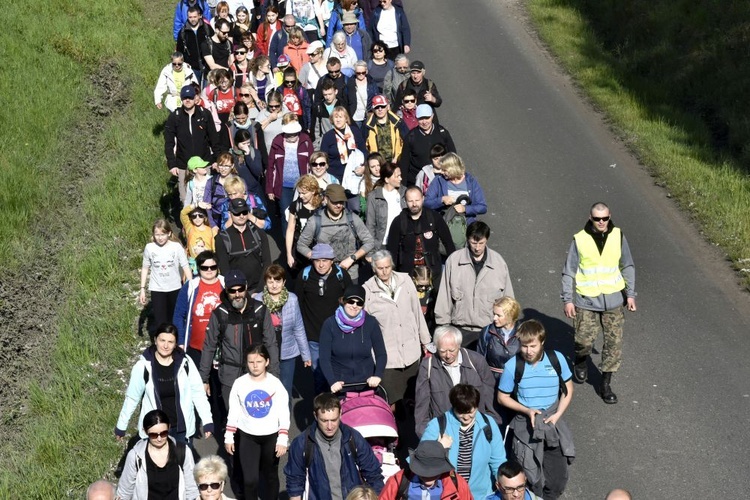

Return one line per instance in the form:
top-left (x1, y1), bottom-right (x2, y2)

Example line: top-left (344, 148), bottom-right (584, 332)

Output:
top-left (574, 307), bottom-right (624, 372)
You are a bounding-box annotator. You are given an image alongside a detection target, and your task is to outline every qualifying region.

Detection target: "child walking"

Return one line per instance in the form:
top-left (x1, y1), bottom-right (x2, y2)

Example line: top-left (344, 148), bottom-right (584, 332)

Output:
top-left (139, 219), bottom-right (192, 335)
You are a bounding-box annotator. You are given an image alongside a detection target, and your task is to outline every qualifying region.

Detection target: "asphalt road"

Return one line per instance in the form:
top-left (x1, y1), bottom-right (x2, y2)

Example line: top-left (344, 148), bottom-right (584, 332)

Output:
top-left (197, 1), bottom-right (750, 498)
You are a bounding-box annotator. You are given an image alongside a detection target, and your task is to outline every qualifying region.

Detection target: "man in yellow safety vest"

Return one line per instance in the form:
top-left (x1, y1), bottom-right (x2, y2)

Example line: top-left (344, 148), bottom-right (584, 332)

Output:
top-left (561, 202), bottom-right (636, 404)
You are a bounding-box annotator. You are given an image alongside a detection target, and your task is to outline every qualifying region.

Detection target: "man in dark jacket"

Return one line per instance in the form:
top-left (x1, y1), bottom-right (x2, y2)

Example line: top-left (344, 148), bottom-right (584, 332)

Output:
top-left (164, 85), bottom-right (221, 201)
top-left (284, 393), bottom-right (384, 500)
top-left (214, 199), bottom-right (271, 293)
top-left (296, 243), bottom-right (353, 394)
top-left (414, 326), bottom-right (499, 437)
top-left (386, 186), bottom-right (455, 281)
top-left (400, 104), bottom-right (456, 186)
top-left (314, 58), bottom-right (349, 108)
top-left (199, 269), bottom-right (279, 408)
top-left (394, 61), bottom-right (441, 111)
top-left (175, 6), bottom-right (214, 83)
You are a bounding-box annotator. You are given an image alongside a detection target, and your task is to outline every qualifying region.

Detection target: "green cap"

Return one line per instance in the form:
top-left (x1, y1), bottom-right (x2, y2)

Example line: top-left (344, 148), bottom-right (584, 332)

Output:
top-left (187, 156), bottom-right (210, 171)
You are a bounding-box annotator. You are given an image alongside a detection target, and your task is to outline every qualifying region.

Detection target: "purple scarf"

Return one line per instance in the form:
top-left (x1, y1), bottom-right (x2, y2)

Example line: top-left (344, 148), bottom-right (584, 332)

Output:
top-left (335, 305), bottom-right (365, 333)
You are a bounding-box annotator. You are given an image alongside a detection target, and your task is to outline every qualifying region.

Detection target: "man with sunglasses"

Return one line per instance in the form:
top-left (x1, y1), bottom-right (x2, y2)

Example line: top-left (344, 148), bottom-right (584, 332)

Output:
top-left (201, 17), bottom-right (234, 71)
top-left (362, 94), bottom-right (405, 164)
top-left (296, 243), bottom-right (353, 394)
top-left (214, 198), bottom-right (271, 294)
top-left (561, 202), bottom-right (637, 404)
top-left (200, 269), bottom-right (279, 410)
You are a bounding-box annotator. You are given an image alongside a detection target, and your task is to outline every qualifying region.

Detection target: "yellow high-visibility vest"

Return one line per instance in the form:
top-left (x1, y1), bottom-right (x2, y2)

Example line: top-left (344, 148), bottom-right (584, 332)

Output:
top-left (574, 227), bottom-right (625, 297)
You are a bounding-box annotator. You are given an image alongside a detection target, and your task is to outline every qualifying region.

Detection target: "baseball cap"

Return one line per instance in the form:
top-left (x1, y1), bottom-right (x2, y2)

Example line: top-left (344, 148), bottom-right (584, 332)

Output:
top-left (187, 156), bottom-right (209, 171)
top-left (224, 270), bottom-right (247, 288)
top-left (416, 104), bottom-right (434, 119)
top-left (229, 198), bottom-right (249, 214)
top-left (372, 95), bottom-right (388, 108)
top-left (343, 284), bottom-right (366, 302)
top-left (307, 40), bottom-right (325, 54)
top-left (277, 54), bottom-right (291, 67)
top-left (409, 60), bottom-right (425, 71)
top-left (180, 86), bottom-right (197, 99)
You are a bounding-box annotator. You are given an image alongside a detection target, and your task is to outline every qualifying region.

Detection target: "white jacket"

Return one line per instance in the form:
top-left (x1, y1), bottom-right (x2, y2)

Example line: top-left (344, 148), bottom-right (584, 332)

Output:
top-left (154, 63), bottom-right (198, 111)
top-left (116, 437), bottom-right (198, 500)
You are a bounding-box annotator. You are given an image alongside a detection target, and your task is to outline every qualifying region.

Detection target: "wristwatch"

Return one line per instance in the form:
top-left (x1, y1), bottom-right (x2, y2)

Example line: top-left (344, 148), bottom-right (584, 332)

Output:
top-left (349, 254), bottom-right (358, 262)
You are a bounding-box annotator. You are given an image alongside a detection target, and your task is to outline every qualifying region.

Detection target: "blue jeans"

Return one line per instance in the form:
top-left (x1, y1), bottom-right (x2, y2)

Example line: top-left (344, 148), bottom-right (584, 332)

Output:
top-left (308, 341), bottom-right (327, 395)
top-left (279, 357), bottom-right (297, 400)
top-left (280, 186), bottom-right (295, 235)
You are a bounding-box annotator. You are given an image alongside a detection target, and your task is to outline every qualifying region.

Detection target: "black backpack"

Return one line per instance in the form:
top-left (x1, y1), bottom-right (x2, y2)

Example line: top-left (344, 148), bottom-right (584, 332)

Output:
top-left (510, 350), bottom-right (569, 401)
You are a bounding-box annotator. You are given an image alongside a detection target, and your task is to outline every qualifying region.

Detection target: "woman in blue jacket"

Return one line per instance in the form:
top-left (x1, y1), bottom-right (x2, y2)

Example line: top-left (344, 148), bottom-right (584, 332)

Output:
top-left (421, 384), bottom-right (506, 499)
top-left (424, 152), bottom-right (488, 224)
top-left (253, 264), bottom-right (312, 398)
top-left (369, 0), bottom-right (411, 60)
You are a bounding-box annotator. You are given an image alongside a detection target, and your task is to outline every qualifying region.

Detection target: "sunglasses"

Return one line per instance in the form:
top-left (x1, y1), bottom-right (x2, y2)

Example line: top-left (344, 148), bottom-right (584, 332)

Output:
top-left (172, 62), bottom-right (183, 68)
top-left (373, 47), bottom-right (385, 53)
top-left (239, 93), bottom-right (252, 97)
top-left (233, 210), bottom-right (249, 216)
top-left (415, 285), bottom-right (430, 292)
top-left (591, 216), bottom-right (610, 222)
top-left (328, 70), bottom-right (341, 76)
top-left (228, 286), bottom-right (247, 294)
top-left (235, 50), bottom-right (247, 55)
top-left (355, 71), bottom-right (367, 76)
top-left (311, 161), bottom-right (328, 167)
top-left (200, 264), bottom-right (218, 271)
top-left (148, 430), bottom-right (169, 439)
top-left (199, 483), bottom-right (222, 492)
top-left (268, 104), bottom-right (282, 109)
top-left (284, 80), bottom-right (296, 85)
top-left (403, 98), bottom-right (416, 103)
top-left (190, 213), bottom-right (206, 219)
top-left (220, 30), bottom-right (231, 35)
top-left (346, 298), bottom-right (364, 306)
top-left (373, 105), bottom-right (387, 110)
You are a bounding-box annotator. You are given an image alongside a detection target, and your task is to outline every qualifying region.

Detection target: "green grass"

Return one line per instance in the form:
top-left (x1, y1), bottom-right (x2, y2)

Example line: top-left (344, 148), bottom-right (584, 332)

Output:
top-left (0, 0), bottom-right (176, 496)
top-left (528, 0), bottom-right (750, 288)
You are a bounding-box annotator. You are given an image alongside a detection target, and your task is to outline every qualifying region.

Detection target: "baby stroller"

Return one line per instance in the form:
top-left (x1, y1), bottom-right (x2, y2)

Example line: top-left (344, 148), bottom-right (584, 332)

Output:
top-left (340, 383), bottom-right (401, 481)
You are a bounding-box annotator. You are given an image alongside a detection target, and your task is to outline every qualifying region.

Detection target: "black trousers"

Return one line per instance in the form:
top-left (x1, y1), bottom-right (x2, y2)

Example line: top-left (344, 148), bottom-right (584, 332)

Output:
top-left (531, 443), bottom-right (569, 500)
top-left (237, 430), bottom-right (280, 500)
top-left (150, 289), bottom-right (179, 337)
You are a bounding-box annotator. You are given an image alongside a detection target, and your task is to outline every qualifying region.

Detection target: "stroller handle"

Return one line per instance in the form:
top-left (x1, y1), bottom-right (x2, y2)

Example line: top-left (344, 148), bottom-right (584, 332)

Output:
top-left (340, 382), bottom-right (389, 403)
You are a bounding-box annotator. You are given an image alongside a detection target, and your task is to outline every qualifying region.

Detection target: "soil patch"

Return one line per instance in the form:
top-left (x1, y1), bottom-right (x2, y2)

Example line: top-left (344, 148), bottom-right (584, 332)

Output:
top-left (0, 61), bottom-right (130, 426)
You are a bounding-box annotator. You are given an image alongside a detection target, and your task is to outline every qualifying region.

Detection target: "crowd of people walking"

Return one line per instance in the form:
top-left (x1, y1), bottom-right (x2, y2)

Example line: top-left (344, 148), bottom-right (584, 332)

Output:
top-left (90, 1), bottom-right (639, 499)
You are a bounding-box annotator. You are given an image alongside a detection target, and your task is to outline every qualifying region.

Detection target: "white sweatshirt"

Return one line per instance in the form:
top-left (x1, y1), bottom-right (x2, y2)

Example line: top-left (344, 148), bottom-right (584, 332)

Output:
top-left (225, 373), bottom-right (290, 446)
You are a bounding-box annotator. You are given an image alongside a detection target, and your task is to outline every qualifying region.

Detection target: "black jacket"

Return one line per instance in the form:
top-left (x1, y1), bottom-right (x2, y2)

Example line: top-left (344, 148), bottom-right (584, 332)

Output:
top-left (399, 125), bottom-right (457, 186)
top-left (164, 106), bottom-right (221, 169)
top-left (295, 265), bottom-right (353, 342)
top-left (386, 208), bottom-right (455, 276)
top-left (176, 21), bottom-right (214, 73)
top-left (214, 224), bottom-right (271, 293)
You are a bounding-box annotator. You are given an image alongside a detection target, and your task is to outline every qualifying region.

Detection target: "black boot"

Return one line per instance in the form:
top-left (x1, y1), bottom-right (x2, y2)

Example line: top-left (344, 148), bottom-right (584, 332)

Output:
top-left (600, 372), bottom-right (618, 404)
top-left (573, 356), bottom-right (588, 383)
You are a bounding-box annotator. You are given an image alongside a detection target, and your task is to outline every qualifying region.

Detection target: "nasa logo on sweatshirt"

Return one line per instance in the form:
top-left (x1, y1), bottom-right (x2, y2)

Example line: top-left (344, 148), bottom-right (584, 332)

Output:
top-left (244, 390), bottom-right (274, 418)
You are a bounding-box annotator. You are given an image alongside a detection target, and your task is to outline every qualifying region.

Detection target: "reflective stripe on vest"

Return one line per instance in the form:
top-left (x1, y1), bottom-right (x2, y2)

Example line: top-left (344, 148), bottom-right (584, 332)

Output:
top-left (574, 227), bottom-right (625, 296)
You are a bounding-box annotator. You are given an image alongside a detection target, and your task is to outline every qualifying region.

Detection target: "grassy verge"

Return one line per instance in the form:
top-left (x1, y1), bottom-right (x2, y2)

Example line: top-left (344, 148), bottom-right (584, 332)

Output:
top-left (527, 0), bottom-right (750, 287)
top-left (0, 0), bottom-right (175, 496)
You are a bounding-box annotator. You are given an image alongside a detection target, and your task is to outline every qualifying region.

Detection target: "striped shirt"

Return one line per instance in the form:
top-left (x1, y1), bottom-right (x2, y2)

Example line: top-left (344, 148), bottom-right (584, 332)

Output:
top-left (456, 423), bottom-right (474, 480)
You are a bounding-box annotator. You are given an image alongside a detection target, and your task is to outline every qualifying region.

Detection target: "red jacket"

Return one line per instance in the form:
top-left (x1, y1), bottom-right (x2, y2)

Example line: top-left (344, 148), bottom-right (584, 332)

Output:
top-left (266, 132), bottom-right (314, 198)
top-left (256, 21), bottom-right (281, 55)
top-left (379, 469), bottom-right (473, 500)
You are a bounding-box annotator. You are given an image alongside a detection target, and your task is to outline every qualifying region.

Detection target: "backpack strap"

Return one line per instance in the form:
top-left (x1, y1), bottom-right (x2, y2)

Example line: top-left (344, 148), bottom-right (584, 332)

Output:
top-left (480, 412), bottom-right (492, 442)
top-left (438, 413), bottom-right (446, 436)
top-left (302, 265), bottom-right (312, 281)
top-left (546, 350), bottom-right (568, 397)
top-left (175, 441), bottom-right (187, 469)
top-left (395, 468), bottom-right (412, 499)
top-left (512, 350), bottom-right (567, 401)
top-left (303, 428), bottom-right (314, 470)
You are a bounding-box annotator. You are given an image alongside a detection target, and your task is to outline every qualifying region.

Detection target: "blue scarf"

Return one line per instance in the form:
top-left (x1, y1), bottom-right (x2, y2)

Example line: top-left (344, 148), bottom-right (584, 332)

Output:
top-left (334, 305), bottom-right (365, 333)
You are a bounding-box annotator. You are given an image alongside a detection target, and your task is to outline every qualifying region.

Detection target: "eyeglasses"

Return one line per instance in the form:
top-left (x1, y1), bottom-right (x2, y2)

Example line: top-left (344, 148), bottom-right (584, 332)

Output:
top-left (346, 298), bottom-right (364, 306)
top-left (311, 161), bottom-right (328, 167)
top-left (355, 71), bottom-right (367, 76)
top-left (190, 213), bottom-right (206, 219)
top-left (373, 105), bottom-right (387, 110)
top-left (228, 286), bottom-right (247, 294)
top-left (500, 485), bottom-right (526, 494)
top-left (217, 164), bottom-right (233, 169)
top-left (235, 50), bottom-right (247, 55)
top-left (198, 483), bottom-right (222, 492)
top-left (591, 216), bottom-right (610, 222)
top-left (199, 264), bottom-right (218, 271)
top-left (233, 210), bottom-right (249, 216)
top-left (172, 62), bottom-right (183, 68)
top-left (147, 430), bottom-right (169, 440)
top-left (373, 47), bottom-right (385, 53)
top-left (403, 98), bottom-right (416, 103)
